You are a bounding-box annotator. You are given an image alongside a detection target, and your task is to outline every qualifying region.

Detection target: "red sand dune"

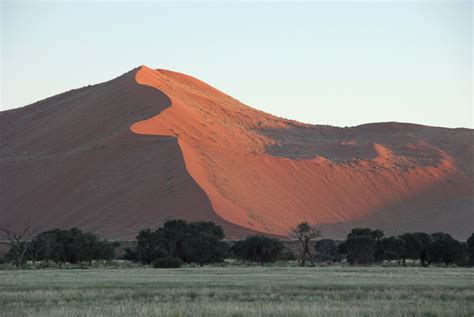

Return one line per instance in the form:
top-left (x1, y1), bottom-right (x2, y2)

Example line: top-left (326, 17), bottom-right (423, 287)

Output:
top-left (0, 65), bottom-right (473, 239)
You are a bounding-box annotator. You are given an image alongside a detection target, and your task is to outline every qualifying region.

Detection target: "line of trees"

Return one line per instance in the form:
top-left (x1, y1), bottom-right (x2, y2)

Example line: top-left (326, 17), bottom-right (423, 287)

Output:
top-left (1, 227), bottom-right (118, 268)
top-left (229, 227), bottom-right (474, 267)
top-left (123, 220), bottom-right (474, 267)
top-left (1, 219), bottom-right (473, 268)
top-left (327, 228), bottom-right (472, 266)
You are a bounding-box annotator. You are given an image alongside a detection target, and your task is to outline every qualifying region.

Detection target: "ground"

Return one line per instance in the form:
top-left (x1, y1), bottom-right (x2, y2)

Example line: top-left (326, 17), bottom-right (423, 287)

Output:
top-left (1, 266), bottom-right (473, 316)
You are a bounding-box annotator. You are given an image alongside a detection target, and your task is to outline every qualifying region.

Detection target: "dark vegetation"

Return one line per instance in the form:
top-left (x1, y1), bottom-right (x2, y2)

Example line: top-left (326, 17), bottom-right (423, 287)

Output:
top-left (152, 256), bottom-right (183, 268)
top-left (232, 235), bottom-right (284, 264)
top-left (337, 228), bottom-right (470, 266)
top-left (123, 219), bottom-right (228, 266)
top-left (1, 227), bottom-right (118, 268)
top-left (0, 220), bottom-right (473, 268)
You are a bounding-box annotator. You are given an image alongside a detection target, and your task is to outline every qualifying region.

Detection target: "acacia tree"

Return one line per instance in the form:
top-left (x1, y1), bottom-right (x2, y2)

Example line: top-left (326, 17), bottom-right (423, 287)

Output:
top-left (0, 218), bottom-right (35, 268)
top-left (292, 222), bottom-right (321, 267)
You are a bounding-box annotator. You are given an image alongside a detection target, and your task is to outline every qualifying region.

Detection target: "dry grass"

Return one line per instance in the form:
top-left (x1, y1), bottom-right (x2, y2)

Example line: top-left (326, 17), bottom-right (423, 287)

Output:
top-left (1, 266), bottom-right (473, 316)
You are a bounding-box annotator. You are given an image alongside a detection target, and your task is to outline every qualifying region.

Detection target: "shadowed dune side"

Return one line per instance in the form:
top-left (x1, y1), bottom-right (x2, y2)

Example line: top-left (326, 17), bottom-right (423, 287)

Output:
top-left (0, 68), bottom-right (258, 239)
top-left (131, 66), bottom-right (473, 239)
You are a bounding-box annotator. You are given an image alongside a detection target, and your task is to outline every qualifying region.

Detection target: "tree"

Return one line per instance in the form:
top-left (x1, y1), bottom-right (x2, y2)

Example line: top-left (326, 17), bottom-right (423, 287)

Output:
top-left (135, 229), bottom-right (164, 264)
top-left (467, 233), bottom-right (474, 266)
top-left (398, 233), bottom-right (422, 265)
top-left (123, 248), bottom-right (138, 262)
top-left (413, 232), bottom-right (432, 267)
top-left (338, 228), bottom-right (385, 265)
top-left (346, 228), bottom-right (384, 262)
top-left (314, 239), bottom-right (341, 262)
top-left (28, 228), bottom-right (118, 266)
top-left (73, 233), bottom-right (118, 265)
top-left (382, 236), bottom-right (405, 264)
top-left (339, 235), bottom-right (376, 265)
top-left (31, 229), bottom-right (66, 264)
top-left (156, 219), bottom-right (190, 260)
top-left (429, 233), bottom-right (467, 266)
top-left (0, 218), bottom-right (35, 268)
top-left (292, 222), bottom-right (321, 267)
top-left (232, 235), bottom-right (283, 264)
top-left (132, 219), bottom-right (229, 265)
top-left (183, 222), bottom-right (229, 265)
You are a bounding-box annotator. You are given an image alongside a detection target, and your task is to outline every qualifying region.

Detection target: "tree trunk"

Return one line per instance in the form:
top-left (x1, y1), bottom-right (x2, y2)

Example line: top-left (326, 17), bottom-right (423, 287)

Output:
top-left (304, 239), bottom-right (315, 266)
top-left (300, 252), bottom-right (306, 267)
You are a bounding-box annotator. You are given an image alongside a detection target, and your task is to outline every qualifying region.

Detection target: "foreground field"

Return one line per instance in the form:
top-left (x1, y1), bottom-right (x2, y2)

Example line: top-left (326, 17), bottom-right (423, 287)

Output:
top-left (1, 266), bottom-right (473, 316)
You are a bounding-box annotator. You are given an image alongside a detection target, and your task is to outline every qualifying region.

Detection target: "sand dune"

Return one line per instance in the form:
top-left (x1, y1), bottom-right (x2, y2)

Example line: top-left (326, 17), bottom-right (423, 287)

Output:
top-left (0, 65), bottom-right (472, 239)
top-left (130, 66), bottom-right (473, 238)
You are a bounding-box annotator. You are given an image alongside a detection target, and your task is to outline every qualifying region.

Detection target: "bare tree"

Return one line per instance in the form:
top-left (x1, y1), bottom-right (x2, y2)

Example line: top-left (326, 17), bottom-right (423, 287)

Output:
top-left (0, 218), bottom-right (35, 268)
top-left (292, 222), bottom-right (321, 267)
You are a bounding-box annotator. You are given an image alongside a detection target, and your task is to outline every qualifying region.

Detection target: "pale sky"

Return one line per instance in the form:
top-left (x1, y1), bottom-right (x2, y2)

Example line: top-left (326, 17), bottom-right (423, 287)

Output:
top-left (1, 1), bottom-right (472, 128)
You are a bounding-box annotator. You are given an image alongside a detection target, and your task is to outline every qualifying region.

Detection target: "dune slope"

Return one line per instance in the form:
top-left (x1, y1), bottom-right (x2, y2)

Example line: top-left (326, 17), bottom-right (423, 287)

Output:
top-left (1, 65), bottom-right (472, 239)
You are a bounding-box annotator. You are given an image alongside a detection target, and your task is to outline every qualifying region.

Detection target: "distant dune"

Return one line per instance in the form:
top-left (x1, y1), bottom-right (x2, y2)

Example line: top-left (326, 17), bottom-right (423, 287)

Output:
top-left (0, 66), bottom-right (472, 239)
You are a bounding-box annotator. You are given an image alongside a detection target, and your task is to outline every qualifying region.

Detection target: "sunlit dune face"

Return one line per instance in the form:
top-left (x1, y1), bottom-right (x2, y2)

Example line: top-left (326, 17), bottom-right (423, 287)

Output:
top-left (130, 66), bottom-right (470, 236)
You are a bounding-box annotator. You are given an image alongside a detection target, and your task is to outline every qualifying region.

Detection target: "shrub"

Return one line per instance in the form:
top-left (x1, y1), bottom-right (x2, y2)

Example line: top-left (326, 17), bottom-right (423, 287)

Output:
top-left (152, 256), bottom-right (182, 268)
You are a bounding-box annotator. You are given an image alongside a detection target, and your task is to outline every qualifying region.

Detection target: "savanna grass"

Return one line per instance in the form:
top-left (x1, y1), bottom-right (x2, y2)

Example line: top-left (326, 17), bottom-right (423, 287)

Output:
top-left (0, 266), bottom-right (473, 316)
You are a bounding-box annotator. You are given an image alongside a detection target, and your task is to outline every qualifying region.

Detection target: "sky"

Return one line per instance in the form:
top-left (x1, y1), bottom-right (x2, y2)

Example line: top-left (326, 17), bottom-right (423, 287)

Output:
top-left (1, 1), bottom-right (472, 128)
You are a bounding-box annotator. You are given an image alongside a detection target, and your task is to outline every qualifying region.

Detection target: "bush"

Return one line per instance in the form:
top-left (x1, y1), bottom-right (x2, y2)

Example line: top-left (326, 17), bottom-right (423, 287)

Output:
top-left (152, 256), bottom-right (183, 268)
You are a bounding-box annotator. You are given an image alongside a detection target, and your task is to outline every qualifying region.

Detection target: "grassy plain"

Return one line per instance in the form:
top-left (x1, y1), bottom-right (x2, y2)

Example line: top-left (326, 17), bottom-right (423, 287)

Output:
top-left (1, 266), bottom-right (473, 317)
